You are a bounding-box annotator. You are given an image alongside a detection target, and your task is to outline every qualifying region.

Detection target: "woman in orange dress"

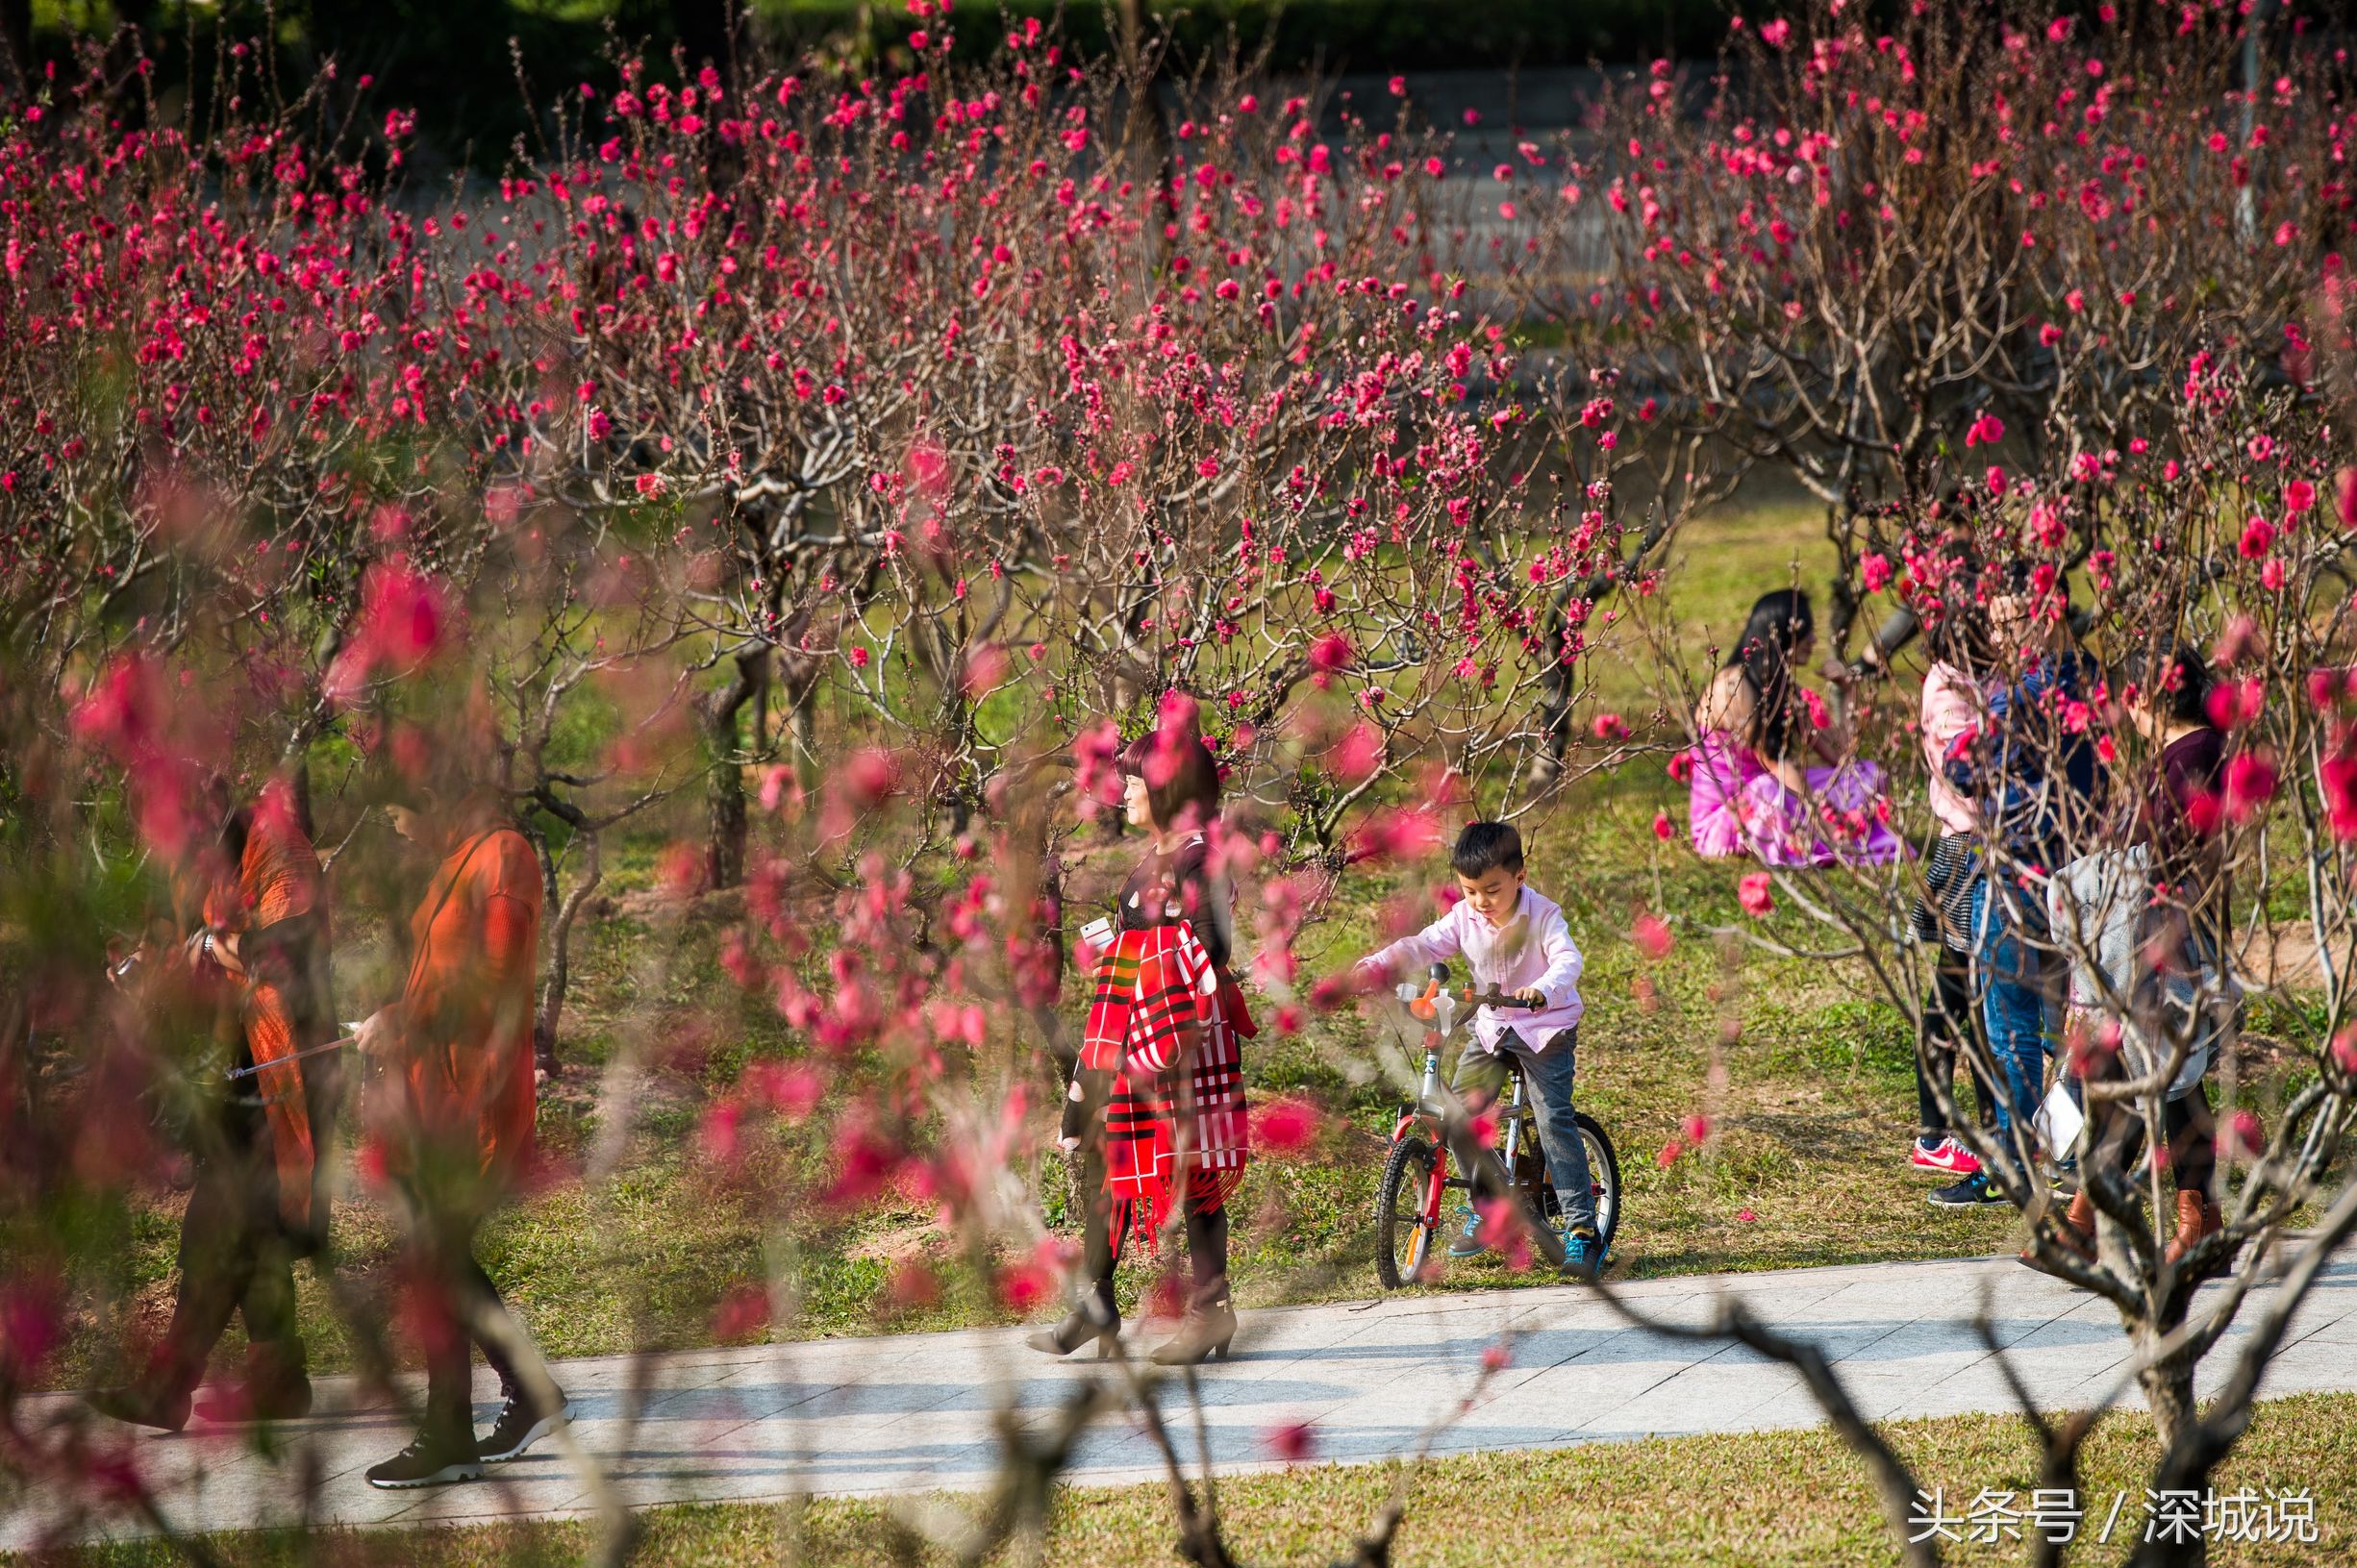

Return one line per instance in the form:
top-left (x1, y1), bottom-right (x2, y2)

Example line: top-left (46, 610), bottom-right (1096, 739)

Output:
top-left (355, 777), bottom-right (568, 1489)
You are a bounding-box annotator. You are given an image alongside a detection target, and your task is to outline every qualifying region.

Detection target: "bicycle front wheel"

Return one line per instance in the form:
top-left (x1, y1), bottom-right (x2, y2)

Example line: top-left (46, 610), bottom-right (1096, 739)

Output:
top-left (1375, 1134), bottom-right (1441, 1289)
top-left (1576, 1112), bottom-right (1622, 1252)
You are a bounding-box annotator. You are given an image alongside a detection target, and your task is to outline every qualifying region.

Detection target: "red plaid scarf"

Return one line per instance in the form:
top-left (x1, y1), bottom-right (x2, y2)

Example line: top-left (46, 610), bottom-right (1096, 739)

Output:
top-left (1080, 923), bottom-right (1253, 1241)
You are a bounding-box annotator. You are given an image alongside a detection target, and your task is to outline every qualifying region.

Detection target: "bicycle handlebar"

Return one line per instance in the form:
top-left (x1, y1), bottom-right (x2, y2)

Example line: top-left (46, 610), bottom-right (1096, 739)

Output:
top-left (1394, 974), bottom-right (1547, 1023)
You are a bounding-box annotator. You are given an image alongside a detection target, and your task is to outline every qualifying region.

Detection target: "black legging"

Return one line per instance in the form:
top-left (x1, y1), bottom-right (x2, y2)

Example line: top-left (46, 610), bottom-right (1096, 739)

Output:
top-left (1078, 1185), bottom-right (1229, 1313)
top-left (2085, 1082), bottom-right (2219, 1202)
top-left (1917, 951), bottom-right (1996, 1141)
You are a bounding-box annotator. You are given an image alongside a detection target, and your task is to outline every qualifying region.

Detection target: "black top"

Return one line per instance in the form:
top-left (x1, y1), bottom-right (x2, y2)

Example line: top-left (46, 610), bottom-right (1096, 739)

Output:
top-left (1116, 832), bottom-right (1234, 974)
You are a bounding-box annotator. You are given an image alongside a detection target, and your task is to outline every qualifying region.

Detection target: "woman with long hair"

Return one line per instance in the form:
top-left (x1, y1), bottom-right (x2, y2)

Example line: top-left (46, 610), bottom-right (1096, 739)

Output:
top-left (1689, 588), bottom-right (1901, 865)
top-left (2037, 640), bottom-right (2228, 1268)
top-left (1031, 701), bottom-right (1253, 1365)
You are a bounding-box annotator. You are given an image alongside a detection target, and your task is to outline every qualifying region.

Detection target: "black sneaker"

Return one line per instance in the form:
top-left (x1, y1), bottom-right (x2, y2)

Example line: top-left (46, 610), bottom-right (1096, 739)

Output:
top-left (478, 1392), bottom-right (570, 1463)
top-left (1927, 1173), bottom-right (2007, 1209)
top-left (365, 1435), bottom-right (485, 1489)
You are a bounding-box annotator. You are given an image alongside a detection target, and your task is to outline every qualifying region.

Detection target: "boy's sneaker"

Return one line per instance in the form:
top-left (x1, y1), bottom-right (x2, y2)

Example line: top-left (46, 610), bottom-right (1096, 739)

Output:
top-left (1927, 1172), bottom-right (2007, 1209)
top-left (1445, 1209), bottom-right (1487, 1259)
top-left (1559, 1229), bottom-right (1604, 1282)
top-left (1910, 1136), bottom-right (1981, 1176)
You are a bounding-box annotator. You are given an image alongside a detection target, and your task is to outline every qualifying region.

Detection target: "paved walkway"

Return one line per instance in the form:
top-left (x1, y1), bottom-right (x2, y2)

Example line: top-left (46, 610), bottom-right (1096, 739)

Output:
top-left (10, 1251), bottom-right (2356, 1549)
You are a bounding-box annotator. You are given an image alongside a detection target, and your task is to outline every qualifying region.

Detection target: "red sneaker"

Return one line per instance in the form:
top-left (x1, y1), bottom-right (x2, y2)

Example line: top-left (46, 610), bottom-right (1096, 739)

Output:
top-left (1910, 1136), bottom-right (1982, 1176)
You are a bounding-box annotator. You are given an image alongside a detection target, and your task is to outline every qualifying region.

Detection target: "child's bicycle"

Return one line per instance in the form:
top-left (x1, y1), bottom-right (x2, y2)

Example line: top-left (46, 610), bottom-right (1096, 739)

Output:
top-left (1374, 962), bottom-right (1622, 1287)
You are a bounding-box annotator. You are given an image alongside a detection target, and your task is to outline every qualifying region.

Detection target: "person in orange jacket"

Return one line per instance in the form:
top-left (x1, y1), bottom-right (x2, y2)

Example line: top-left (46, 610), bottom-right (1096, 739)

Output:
top-left (88, 776), bottom-right (339, 1432)
top-left (354, 770), bottom-right (568, 1489)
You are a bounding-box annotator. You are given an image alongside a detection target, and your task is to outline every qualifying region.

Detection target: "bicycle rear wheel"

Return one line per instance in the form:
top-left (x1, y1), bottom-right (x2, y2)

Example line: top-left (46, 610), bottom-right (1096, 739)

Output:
top-left (1375, 1134), bottom-right (1441, 1289)
top-left (1576, 1112), bottom-right (1621, 1251)
top-left (1516, 1111), bottom-right (1620, 1254)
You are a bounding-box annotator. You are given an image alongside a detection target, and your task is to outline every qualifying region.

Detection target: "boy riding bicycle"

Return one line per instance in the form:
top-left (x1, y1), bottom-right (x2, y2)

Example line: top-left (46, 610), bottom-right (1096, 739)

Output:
top-left (1354, 822), bottom-right (1603, 1279)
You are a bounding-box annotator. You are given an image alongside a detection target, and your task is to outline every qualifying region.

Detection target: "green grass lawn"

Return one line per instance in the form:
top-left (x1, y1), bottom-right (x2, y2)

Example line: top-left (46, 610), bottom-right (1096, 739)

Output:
top-left (30, 1391), bottom-right (2357, 1567)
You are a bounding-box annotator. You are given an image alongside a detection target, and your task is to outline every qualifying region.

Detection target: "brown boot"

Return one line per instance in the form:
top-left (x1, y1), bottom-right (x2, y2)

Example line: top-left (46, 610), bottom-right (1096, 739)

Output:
top-left (2059, 1190), bottom-right (2096, 1257)
top-left (2164, 1190), bottom-right (2222, 1269)
top-left (1026, 1279), bottom-right (1120, 1359)
top-left (2019, 1191), bottom-right (2094, 1276)
top-left (1151, 1204), bottom-right (1236, 1365)
top-left (1148, 1294), bottom-right (1236, 1365)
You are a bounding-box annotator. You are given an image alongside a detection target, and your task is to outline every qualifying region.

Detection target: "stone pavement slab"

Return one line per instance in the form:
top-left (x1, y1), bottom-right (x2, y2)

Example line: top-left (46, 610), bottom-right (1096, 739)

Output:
top-left (8, 1249), bottom-right (2353, 1551)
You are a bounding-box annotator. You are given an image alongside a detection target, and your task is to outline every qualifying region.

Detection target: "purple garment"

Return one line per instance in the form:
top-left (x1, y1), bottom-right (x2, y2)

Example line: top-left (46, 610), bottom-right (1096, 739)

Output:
top-left (1689, 731), bottom-right (1905, 867)
top-left (1688, 732), bottom-right (1765, 859)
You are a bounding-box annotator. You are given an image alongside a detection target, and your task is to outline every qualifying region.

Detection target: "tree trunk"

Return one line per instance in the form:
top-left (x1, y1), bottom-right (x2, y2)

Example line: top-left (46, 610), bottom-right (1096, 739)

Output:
top-left (1527, 598), bottom-right (1577, 792)
top-left (2237, 1), bottom-right (2279, 244)
top-left (708, 748), bottom-right (747, 890)
top-left (702, 648), bottom-right (765, 890)
top-left (535, 834), bottom-right (602, 1076)
top-left (2139, 1348), bottom-right (2196, 1452)
top-left (2128, 1372), bottom-right (2213, 1568)
top-left (787, 680), bottom-right (818, 785)
top-left (2120, 1302), bottom-right (2214, 1565)
top-left (275, 745), bottom-right (317, 840)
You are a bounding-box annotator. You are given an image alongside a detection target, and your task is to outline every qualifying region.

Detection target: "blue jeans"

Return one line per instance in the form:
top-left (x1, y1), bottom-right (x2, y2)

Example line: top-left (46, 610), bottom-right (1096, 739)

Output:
top-left (1968, 877), bottom-right (2054, 1169)
top-left (1449, 1028), bottom-right (1599, 1233)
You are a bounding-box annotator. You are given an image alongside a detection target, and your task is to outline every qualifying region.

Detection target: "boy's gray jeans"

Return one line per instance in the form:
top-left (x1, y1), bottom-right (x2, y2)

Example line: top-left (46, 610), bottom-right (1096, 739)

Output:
top-left (1446, 1026), bottom-right (1598, 1233)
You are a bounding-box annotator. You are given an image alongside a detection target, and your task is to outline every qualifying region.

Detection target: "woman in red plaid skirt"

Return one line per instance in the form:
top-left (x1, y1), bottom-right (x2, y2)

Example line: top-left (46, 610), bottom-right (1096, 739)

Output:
top-left (1030, 719), bottom-right (1253, 1364)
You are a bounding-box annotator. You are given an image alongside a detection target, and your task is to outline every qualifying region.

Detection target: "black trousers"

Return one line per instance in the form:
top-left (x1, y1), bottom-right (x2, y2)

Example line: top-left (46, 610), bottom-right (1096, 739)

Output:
top-left (407, 1198), bottom-right (522, 1450)
top-left (1916, 951), bottom-right (1997, 1141)
top-left (157, 1087), bottom-right (300, 1396)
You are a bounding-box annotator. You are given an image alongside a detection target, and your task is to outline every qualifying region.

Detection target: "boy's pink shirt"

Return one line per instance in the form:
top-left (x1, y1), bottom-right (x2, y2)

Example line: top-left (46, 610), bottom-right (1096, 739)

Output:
top-left (1361, 884), bottom-right (1585, 1053)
